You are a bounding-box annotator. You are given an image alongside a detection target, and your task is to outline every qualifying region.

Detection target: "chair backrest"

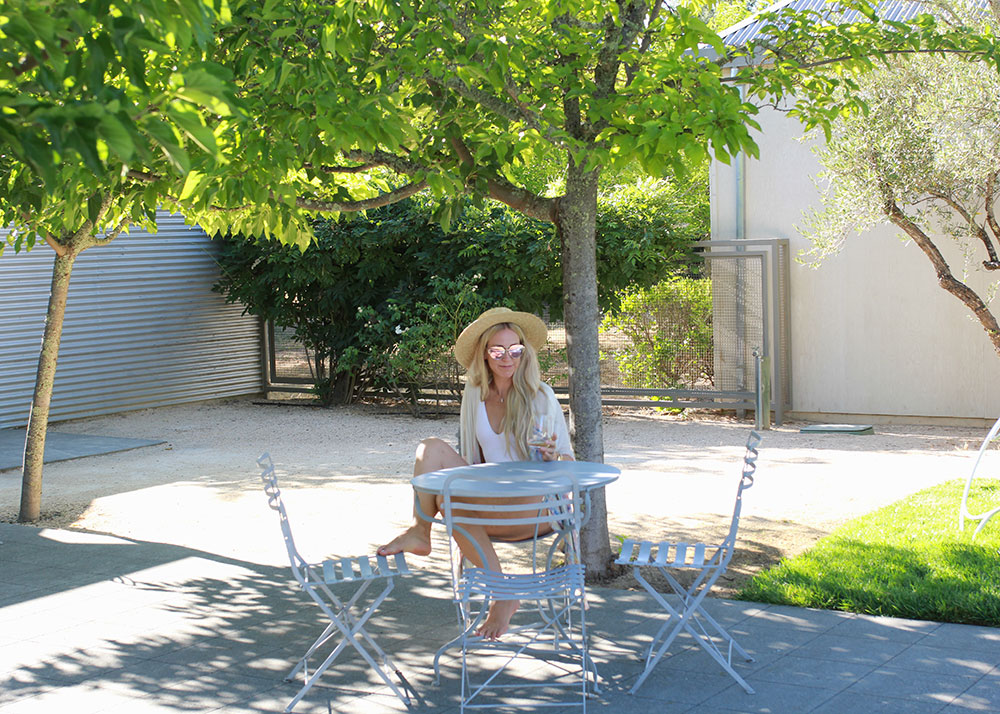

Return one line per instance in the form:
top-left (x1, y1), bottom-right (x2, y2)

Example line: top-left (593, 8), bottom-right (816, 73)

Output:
top-left (717, 430), bottom-right (761, 563)
top-left (441, 470), bottom-right (584, 588)
top-left (959, 416), bottom-right (1000, 537)
top-left (257, 453), bottom-right (310, 580)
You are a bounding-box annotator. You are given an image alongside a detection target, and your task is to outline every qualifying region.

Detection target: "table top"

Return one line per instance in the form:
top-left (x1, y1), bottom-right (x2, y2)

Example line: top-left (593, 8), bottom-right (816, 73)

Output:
top-left (411, 460), bottom-right (619, 497)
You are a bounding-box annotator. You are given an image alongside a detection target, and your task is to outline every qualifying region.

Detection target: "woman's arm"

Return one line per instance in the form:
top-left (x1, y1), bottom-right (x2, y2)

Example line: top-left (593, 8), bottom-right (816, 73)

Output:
top-left (539, 383), bottom-right (574, 461)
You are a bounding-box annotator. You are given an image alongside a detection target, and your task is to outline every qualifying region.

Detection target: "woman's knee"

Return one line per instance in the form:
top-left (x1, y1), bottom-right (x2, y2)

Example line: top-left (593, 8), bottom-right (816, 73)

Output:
top-left (415, 437), bottom-right (451, 462)
top-left (414, 437), bottom-right (464, 471)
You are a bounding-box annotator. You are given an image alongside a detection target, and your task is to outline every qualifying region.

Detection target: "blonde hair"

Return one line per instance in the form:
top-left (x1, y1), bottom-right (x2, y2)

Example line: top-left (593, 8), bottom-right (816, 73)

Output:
top-left (466, 322), bottom-right (542, 460)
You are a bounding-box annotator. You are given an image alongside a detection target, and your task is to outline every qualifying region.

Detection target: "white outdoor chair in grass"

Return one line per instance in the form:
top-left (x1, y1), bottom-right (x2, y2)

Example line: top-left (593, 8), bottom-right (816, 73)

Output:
top-left (441, 469), bottom-right (594, 712)
top-left (615, 430), bottom-right (761, 695)
top-left (959, 416), bottom-right (1000, 539)
top-left (257, 453), bottom-right (414, 712)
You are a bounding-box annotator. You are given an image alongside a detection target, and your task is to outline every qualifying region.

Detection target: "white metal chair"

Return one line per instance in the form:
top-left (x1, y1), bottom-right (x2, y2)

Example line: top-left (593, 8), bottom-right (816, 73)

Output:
top-left (441, 469), bottom-right (593, 712)
top-left (430, 505), bottom-right (580, 684)
top-left (615, 430), bottom-right (761, 695)
top-left (959, 416), bottom-right (1000, 538)
top-left (257, 453), bottom-right (414, 712)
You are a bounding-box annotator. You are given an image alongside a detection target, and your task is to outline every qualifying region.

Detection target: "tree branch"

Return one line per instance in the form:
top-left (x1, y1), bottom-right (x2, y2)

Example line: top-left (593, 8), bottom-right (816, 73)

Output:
top-left (94, 219), bottom-right (131, 247)
top-left (984, 172), bottom-right (1000, 245)
top-left (436, 114), bottom-right (557, 223)
top-left (930, 190), bottom-right (1000, 268)
top-left (438, 75), bottom-right (557, 143)
top-left (306, 150), bottom-right (426, 176)
top-left (126, 170), bottom-right (159, 183)
top-left (885, 199), bottom-right (1000, 355)
top-left (587, 1), bottom-right (648, 138)
top-left (625, 1), bottom-right (666, 85)
top-left (42, 232), bottom-right (67, 257)
top-left (294, 181), bottom-right (429, 212)
top-left (308, 163), bottom-right (374, 174)
top-left (484, 176), bottom-right (558, 223)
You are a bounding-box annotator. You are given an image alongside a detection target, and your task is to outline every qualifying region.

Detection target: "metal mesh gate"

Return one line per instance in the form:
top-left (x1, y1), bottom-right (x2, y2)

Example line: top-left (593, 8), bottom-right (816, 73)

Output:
top-left (264, 239), bottom-right (790, 423)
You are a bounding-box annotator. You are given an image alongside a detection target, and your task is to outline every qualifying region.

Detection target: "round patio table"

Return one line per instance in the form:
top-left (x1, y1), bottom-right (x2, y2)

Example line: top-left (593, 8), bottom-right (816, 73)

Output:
top-left (411, 460), bottom-right (619, 498)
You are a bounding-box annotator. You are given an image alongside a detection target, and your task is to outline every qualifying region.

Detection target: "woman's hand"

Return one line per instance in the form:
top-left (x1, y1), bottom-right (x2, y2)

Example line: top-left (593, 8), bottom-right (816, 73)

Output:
top-left (528, 432), bottom-right (559, 461)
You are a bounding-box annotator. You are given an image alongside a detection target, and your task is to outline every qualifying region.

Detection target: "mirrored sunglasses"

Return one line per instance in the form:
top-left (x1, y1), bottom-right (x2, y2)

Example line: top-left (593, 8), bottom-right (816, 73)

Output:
top-left (486, 344), bottom-right (525, 361)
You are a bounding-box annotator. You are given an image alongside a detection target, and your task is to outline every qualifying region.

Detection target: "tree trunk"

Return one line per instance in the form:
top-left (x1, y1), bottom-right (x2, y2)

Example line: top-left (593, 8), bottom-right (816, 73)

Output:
top-left (558, 160), bottom-right (613, 579)
top-left (886, 202), bottom-right (1000, 356)
top-left (19, 250), bottom-right (77, 522)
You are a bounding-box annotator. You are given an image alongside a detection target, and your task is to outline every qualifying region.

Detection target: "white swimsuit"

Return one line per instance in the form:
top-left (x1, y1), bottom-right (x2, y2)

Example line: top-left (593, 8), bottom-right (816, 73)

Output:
top-left (476, 400), bottom-right (517, 462)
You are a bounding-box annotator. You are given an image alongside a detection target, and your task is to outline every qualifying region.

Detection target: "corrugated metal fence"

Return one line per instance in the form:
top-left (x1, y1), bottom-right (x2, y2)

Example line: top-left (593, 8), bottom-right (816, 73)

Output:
top-left (0, 214), bottom-right (263, 429)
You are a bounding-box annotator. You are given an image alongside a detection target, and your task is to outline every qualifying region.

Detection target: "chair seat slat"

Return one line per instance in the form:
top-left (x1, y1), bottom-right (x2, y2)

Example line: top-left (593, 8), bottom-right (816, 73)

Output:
top-left (358, 556), bottom-right (373, 579)
top-left (338, 557), bottom-right (354, 581)
top-left (615, 539), bottom-right (638, 564)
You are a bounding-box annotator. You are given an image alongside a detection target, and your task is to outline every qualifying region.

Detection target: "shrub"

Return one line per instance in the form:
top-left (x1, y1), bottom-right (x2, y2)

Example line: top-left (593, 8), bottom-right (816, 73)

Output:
top-left (602, 276), bottom-right (714, 390)
top-left (213, 173), bottom-right (710, 405)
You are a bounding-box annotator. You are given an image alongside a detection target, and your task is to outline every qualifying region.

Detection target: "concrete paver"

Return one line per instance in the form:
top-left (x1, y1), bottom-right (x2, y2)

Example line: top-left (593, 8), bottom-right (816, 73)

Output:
top-left (2, 522), bottom-right (998, 713)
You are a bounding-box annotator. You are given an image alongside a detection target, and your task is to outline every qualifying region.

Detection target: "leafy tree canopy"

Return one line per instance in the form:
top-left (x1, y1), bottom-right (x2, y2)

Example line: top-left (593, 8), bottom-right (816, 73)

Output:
top-left (3, 0), bottom-right (991, 256)
top-left (0, 0), bottom-right (248, 251)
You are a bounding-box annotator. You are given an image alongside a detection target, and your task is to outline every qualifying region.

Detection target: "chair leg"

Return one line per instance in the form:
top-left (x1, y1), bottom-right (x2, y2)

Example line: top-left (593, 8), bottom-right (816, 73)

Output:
top-left (630, 567), bottom-right (755, 695)
top-left (284, 621), bottom-right (338, 682)
top-left (286, 578), bottom-right (412, 712)
top-left (659, 569), bottom-right (754, 665)
top-left (434, 598), bottom-right (489, 684)
top-left (460, 599), bottom-right (588, 711)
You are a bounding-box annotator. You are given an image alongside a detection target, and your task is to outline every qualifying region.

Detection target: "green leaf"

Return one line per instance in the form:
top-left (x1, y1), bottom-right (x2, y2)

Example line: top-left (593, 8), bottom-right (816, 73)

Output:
top-left (179, 169), bottom-right (206, 200)
top-left (98, 113), bottom-right (135, 161)
top-left (166, 103), bottom-right (218, 156)
top-left (171, 67), bottom-right (237, 116)
top-left (143, 117), bottom-right (190, 173)
top-left (321, 24), bottom-right (337, 54)
top-left (87, 194), bottom-right (103, 224)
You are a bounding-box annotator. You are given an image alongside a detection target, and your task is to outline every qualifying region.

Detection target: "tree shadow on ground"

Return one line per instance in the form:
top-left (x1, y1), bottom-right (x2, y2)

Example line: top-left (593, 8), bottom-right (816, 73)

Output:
top-left (0, 523), bottom-right (454, 712)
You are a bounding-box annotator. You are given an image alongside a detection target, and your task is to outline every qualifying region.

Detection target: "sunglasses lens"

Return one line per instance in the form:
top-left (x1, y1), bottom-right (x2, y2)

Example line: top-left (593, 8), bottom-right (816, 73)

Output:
top-left (486, 345), bottom-right (525, 360)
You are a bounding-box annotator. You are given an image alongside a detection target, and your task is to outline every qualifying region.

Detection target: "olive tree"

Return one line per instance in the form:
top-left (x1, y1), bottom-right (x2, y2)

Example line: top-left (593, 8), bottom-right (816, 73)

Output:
top-left (801, 3), bottom-right (1000, 356)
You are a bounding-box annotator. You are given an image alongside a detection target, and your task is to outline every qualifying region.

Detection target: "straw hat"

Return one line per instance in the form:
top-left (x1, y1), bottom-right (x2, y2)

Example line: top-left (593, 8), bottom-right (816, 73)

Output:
top-left (453, 307), bottom-right (547, 368)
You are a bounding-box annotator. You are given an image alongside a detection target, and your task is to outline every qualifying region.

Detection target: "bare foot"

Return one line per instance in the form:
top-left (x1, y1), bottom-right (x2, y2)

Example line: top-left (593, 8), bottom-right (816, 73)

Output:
top-left (377, 526), bottom-right (432, 556)
top-left (476, 599), bottom-right (520, 640)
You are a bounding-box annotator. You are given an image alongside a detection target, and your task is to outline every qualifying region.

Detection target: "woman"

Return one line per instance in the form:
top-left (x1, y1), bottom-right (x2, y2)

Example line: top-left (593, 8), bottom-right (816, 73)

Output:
top-left (378, 306), bottom-right (574, 640)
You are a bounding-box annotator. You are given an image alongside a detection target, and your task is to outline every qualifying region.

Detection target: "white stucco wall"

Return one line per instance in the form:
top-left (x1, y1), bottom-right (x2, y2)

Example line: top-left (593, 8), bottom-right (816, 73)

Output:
top-left (711, 106), bottom-right (1000, 422)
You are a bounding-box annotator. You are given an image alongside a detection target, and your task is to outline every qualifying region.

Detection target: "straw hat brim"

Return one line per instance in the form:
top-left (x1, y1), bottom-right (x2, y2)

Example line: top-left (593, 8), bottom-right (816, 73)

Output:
top-left (453, 307), bottom-right (547, 368)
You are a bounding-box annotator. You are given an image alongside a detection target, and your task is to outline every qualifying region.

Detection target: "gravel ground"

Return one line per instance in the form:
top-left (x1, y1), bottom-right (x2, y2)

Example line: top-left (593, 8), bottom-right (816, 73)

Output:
top-left (0, 396), bottom-right (989, 595)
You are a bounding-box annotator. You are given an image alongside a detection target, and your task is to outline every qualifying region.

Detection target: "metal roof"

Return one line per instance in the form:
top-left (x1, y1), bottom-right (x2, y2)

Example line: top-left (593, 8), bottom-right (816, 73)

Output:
top-left (719, 0), bottom-right (946, 48)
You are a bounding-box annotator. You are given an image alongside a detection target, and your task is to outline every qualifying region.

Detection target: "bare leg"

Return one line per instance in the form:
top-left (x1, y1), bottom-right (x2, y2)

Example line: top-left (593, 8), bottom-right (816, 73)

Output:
top-left (377, 438), bottom-right (466, 556)
top-left (452, 523), bottom-right (520, 641)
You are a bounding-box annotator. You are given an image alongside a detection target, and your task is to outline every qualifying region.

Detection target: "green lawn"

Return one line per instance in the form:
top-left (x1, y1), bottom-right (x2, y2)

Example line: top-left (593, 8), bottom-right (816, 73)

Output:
top-left (737, 479), bottom-right (1000, 626)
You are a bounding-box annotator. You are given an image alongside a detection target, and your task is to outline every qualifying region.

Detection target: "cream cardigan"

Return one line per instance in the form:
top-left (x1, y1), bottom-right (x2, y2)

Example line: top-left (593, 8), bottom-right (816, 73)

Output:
top-left (458, 382), bottom-right (572, 464)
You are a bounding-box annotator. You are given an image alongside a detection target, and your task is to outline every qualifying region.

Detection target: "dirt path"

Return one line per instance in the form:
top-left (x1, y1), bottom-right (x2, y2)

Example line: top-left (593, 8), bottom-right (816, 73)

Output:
top-left (0, 397), bottom-right (987, 595)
